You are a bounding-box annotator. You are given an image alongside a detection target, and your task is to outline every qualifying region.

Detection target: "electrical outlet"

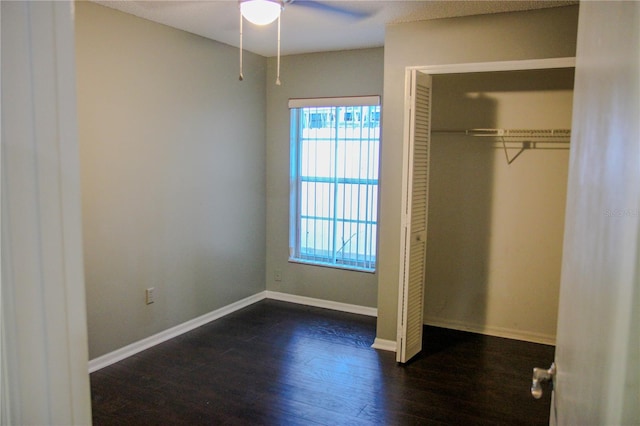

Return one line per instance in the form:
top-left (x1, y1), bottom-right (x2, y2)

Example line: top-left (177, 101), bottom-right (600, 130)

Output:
top-left (274, 269), bottom-right (282, 282)
top-left (145, 287), bottom-right (155, 305)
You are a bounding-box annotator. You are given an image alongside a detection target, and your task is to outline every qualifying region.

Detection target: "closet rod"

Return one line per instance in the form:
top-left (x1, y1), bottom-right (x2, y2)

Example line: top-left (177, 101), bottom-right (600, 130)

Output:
top-left (431, 128), bottom-right (571, 138)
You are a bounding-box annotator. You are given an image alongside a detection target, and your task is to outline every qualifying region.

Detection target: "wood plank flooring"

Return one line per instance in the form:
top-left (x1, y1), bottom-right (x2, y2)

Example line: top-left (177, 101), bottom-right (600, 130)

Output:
top-left (90, 300), bottom-right (555, 425)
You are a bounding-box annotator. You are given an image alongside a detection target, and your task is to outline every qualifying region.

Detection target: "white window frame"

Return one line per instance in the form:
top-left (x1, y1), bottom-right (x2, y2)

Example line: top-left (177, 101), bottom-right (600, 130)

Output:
top-left (288, 96), bottom-right (381, 272)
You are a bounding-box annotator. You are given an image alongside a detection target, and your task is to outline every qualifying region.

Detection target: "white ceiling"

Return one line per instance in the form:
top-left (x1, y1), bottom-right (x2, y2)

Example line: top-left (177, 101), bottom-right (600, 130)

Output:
top-left (93, 0), bottom-right (577, 57)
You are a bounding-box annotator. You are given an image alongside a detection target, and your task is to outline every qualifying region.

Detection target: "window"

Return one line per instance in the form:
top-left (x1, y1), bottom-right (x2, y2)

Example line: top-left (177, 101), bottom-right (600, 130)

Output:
top-left (289, 96), bottom-right (381, 272)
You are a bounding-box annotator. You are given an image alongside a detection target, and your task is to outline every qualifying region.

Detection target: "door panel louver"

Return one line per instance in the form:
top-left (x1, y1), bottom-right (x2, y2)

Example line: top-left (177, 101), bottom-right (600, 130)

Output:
top-left (397, 72), bottom-right (432, 363)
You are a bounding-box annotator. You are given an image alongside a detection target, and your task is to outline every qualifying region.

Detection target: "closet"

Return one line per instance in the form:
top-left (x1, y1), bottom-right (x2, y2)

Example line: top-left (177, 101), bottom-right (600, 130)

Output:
top-left (397, 62), bottom-right (575, 361)
top-left (428, 67), bottom-right (574, 342)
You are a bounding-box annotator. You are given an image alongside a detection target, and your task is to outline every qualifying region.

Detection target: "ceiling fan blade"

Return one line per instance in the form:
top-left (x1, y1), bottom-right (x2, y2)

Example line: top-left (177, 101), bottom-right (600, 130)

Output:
top-left (286, 0), bottom-right (372, 20)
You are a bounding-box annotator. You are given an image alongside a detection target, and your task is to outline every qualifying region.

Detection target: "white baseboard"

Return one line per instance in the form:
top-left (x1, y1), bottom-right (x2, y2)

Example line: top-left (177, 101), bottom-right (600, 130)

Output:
top-left (88, 290), bottom-right (380, 373)
top-left (266, 291), bottom-right (377, 317)
top-left (423, 316), bottom-right (556, 346)
top-left (88, 291), bottom-right (267, 373)
top-left (371, 338), bottom-right (396, 352)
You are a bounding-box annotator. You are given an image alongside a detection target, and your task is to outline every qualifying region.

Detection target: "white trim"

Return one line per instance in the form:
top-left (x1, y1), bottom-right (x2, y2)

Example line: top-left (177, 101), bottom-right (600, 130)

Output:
top-left (86, 290), bottom-right (555, 375)
top-left (88, 291), bottom-right (378, 373)
top-left (371, 338), bottom-right (397, 352)
top-left (424, 317), bottom-right (556, 346)
top-left (288, 95), bottom-right (380, 109)
top-left (88, 292), bottom-right (267, 372)
top-left (2, 2), bottom-right (91, 423)
top-left (287, 258), bottom-right (376, 274)
top-left (266, 291), bottom-right (377, 317)
top-left (408, 57), bottom-right (576, 75)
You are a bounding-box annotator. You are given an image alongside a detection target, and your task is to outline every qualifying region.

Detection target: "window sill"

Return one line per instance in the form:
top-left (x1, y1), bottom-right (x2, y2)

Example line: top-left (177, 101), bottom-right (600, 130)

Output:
top-left (288, 257), bottom-right (376, 274)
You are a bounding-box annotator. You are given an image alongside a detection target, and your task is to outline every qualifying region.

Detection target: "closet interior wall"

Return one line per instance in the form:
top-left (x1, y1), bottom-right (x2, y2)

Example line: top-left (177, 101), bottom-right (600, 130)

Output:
top-left (424, 68), bottom-right (575, 344)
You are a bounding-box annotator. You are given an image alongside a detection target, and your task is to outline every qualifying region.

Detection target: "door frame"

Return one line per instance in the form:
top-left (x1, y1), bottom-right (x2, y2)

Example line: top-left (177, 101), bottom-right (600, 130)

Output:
top-left (396, 56), bottom-right (576, 357)
top-left (1, 2), bottom-right (92, 423)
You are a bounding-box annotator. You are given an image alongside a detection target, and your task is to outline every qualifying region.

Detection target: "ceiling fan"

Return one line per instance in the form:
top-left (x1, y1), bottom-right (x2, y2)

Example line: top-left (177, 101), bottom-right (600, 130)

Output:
top-left (241, 0), bottom-right (371, 24)
top-left (238, 0), bottom-right (371, 84)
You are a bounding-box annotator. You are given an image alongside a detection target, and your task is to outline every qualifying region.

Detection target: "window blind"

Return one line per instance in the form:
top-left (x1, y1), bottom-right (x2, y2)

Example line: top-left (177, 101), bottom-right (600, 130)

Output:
top-left (288, 96), bottom-right (380, 109)
top-left (289, 98), bottom-right (381, 272)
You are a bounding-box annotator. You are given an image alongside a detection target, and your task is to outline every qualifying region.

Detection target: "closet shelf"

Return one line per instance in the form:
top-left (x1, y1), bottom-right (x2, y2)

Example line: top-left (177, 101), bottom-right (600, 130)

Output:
top-left (432, 128), bottom-right (571, 139)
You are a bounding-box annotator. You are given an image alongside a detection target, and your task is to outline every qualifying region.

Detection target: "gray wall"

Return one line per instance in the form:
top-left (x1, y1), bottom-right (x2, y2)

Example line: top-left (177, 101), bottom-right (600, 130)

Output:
top-left (76, 2), bottom-right (267, 358)
top-left (76, 2), bottom-right (581, 357)
top-left (376, 6), bottom-right (580, 342)
top-left (265, 49), bottom-right (384, 307)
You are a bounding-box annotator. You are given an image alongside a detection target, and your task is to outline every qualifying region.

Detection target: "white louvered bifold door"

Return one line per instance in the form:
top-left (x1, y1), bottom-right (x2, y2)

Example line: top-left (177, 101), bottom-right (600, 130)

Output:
top-left (397, 71), bottom-right (432, 363)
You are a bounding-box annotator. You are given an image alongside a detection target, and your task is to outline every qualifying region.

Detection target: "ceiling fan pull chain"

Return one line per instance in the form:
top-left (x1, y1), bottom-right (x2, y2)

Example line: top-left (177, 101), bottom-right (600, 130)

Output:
top-left (276, 13), bottom-right (281, 85)
top-left (239, 7), bottom-right (244, 81)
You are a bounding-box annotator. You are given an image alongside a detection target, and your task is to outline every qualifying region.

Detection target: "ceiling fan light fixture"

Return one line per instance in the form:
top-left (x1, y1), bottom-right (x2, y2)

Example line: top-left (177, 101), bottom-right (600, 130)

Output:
top-left (240, 0), bottom-right (282, 26)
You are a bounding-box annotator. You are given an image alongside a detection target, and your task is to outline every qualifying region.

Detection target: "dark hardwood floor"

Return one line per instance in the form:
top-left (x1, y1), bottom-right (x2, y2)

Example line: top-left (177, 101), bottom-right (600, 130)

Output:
top-left (91, 300), bottom-right (555, 425)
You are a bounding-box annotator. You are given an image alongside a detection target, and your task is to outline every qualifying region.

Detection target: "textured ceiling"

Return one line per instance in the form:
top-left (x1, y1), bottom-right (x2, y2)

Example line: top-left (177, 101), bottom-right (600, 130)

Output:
top-left (93, 0), bottom-right (578, 57)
